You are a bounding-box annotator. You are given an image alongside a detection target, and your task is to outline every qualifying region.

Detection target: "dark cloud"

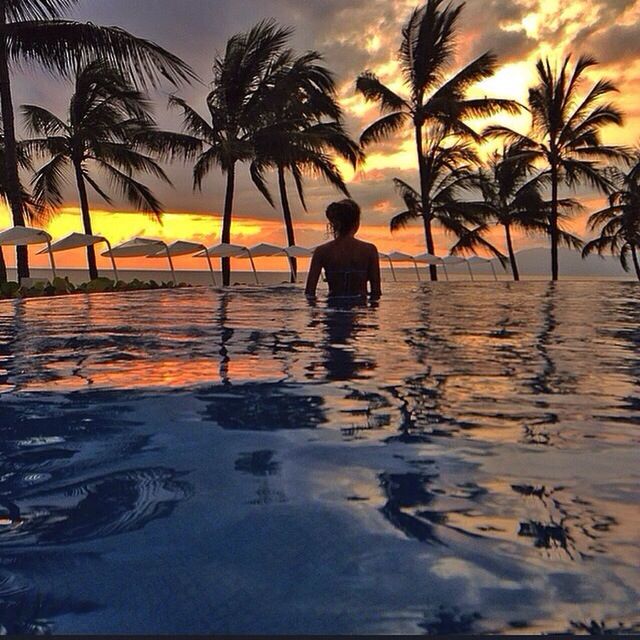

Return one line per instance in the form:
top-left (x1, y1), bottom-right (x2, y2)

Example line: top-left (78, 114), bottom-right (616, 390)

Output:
top-left (8, 0), bottom-right (637, 231)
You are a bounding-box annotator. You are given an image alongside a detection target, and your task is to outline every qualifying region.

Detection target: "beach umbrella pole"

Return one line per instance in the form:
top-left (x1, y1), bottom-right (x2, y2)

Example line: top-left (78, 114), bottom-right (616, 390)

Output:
top-left (46, 240), bottom-right (57, 279)
top-left (204, 250), bottom-right (217, 286)
top-left (164, 244), bottom-right (177, 285)
top-left (490, 262), bottom-right (498, 281)
top-left (248, 253), bottom-right (259, 285)
top-left (103, 239), bottom-right (119, 281)
top-left (413, 260), bottom-right (421, 282)
top-left (467, 262), bottom-right (475, 281)
top-left (384, 257), bottom-right (397, 282)
top-left (442, 264), bottom-right (449, 281)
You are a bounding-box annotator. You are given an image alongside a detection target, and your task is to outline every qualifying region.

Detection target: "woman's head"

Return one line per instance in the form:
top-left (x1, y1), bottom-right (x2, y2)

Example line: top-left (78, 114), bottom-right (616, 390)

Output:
top-left (326, 199), bottom-right (361, 238)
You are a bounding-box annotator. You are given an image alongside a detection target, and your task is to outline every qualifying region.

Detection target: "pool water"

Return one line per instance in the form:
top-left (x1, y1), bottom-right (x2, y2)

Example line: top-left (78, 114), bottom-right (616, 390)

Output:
top-left (0, 282), bottom-right (638, 634)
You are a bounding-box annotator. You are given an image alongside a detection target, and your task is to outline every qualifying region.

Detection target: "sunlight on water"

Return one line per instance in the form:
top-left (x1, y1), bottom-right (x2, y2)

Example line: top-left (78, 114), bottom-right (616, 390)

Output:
top-left (0, 282), bottom-right (638, 634)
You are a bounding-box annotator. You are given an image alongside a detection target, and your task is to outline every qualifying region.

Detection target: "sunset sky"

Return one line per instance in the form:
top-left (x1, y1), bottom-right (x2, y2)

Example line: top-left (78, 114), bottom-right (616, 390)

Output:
top-left (3, 0), bottom-right (640, 272)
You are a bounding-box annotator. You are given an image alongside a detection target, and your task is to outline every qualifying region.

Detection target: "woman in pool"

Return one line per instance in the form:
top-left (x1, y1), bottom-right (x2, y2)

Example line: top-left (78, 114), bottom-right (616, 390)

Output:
top-left (305, 199), bottom-right (382, 300)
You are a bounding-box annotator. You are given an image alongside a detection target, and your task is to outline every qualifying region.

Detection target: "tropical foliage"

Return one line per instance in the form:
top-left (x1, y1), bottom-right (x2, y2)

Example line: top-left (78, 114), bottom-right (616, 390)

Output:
top-left (170, 20), bottom-right (297, 286)
top-left (583, 157), bottom-right (640, 280)
top-left (0, 0), bottom-right (194, 279)
top-left (356, 0), bottom-right (520, 279)
top-left (389, 128), bottom-right (504, 263)
top-left (23, 60), bottom-right (197, 280)
top-left (250, 50), bottom-right (362, 281)
top-left (485, 55), bottom-right (628, 280)
top-left (472, 144), bottom-right (583, 280)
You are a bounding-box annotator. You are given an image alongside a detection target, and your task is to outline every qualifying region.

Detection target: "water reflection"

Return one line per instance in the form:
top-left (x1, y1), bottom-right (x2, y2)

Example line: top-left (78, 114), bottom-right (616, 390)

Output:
top-left (0, 283), bottom-right (637, 634)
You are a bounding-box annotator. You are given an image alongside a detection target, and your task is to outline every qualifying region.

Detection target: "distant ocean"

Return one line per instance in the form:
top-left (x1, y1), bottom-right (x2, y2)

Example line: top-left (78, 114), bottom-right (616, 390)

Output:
top-left (6, 266), bottom-right (637, 286)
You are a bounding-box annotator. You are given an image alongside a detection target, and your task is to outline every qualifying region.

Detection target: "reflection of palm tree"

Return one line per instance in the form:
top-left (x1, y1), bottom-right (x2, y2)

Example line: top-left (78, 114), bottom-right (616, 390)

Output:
top-left (0, 0), bottom-right (194, 279)
top-left (472, 144), bottom-right (583, 280)
top-left (486, 55), bottom-right (627, 280)
top-left (24, 61), bottom-right (194, 280)
top-left (356, 0), bottom-right (520, 280)
top-left (251, 51), bottom-right (362, 282)
top-left (217, 293), bottom-right (233, 384)
top-left (170, 20), bottom-right (294, 286)
top-left (582, 156), bottom-right (640, 281)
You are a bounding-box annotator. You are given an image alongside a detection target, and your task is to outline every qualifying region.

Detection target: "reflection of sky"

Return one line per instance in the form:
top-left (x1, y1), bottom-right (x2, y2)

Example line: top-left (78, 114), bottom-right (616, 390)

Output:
top-left (0, 280), bottom-right (638, 633)
top-left (5, 0), bottom-right (640, 265)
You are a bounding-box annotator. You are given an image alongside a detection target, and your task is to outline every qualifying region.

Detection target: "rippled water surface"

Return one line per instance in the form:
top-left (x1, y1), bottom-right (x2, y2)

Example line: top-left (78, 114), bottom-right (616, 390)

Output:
top-left (0, 282), bottom-right (638, 634)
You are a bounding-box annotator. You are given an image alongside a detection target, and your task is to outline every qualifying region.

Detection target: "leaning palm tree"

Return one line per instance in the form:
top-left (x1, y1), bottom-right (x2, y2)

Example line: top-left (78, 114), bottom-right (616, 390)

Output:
top-left (583, 159), bottom-right (640, 280)
top-left (473, 144), bottom-right (583, 280)
top-left (23, 60), bottom-right (191, 280)
top-left (251, 51), bottom-right (362, 281)
top-left (170, 20), bottom-right (294, 286)
top-left (356, 0), bottom-right (520, 280)
top-left (0, 0), bottom-right (195, 279)
top-left (485, 55), bottom-right (628, 280)
top-left (390, 132), bottom-right (505, 263)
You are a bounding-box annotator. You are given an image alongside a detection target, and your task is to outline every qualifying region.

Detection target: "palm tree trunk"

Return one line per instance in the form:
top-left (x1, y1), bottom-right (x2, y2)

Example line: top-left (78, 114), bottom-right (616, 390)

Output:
top-left (504, 223), bottom-right (519, 281)
top-left (0, 247), bottom-right (6, 283)
top-left (550, 164), bottom-right (559, 281)
top-left (632, 245), bottom-right (640, 282)
top-left (73, 160), bottom-right (99, 280)
top-left (221, 163), bottom-right (235, 287)
top-left (0, 7), bottom-right (29, 280)
top-left (277, 164), bottom-right (297, 283)
top-left (415, 124), bottom-right (437, 281)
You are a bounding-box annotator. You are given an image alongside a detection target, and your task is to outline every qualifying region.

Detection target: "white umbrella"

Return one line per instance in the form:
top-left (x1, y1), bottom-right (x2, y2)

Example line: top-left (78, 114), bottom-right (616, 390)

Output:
top-left (467, 255), bottom-right (499, 281)
top-left (283, 245), bottom-right (312, 258)
top-left (281, 245), bottom-right (313, 283)
top-left (101, 237), bottom-right (176, 284)
top-left (37, 231), bottom-right (118, 280)
top-left (378, 251), bottom-right (397, 282)
top-left (0, 226), bottom-right (56, 279)
top-left (193, 243), bottom-right (259, 284)
top-left (248, 243), bottom-right (309, 283)
top-left (387, 250), bottom-right (422, 281)
top-left (146, 240), bottom-right (216, 286)
top-left (442, 255), bottom-right (473, 281)
top-left (414, 252), bottom-right (446, 281)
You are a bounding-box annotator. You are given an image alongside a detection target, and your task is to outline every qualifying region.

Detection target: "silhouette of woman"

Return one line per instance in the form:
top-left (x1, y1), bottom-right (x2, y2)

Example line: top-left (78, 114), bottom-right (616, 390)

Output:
top-left (305, 199), bottom-right (382, 300)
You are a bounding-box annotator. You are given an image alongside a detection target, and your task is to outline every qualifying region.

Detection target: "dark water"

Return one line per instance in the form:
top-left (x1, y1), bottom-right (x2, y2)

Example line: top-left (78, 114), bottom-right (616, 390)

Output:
top-left (0, 282), bottom-right (638, 634)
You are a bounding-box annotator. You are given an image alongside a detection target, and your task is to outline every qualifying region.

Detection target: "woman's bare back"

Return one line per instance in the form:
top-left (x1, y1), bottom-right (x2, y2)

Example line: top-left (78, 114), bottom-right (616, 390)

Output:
top-left (305, 237), bottom-right (381, 298)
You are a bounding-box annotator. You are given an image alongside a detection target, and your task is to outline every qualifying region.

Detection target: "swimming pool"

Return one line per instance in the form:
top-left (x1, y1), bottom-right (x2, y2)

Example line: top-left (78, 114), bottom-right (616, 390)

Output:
top-left (0, 282), bottom-right (638, 634)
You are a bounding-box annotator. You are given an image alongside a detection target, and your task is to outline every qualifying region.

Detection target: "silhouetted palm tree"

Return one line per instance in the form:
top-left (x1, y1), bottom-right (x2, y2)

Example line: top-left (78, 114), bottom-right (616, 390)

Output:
top-left (583, 157), bottom-right (640, 280)
top-left (485, 55), bottom-right (628, 280)
top-left (251, 50), bottom-right (362, 281)
top-left (24, 60), bottom-right (194, 280)
top-left (473, 144), bottom-right (583, 280)
top-left (390, 132), bottom-right (505, 262)
top-left (0, 0), bottom-right (195, 279)
top-left (356, 0), bottom-right (520, 280)
top-left (0, 128), bottom-right (43, 282)
top-left (170, 20), bottom-right (294, 286)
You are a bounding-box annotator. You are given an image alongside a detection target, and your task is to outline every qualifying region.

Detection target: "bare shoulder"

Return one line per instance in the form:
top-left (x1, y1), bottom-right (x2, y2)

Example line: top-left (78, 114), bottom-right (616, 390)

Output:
top-left (359, 240), bottom-right (379, 256)
top-left (313, 240), bottom-right (334, 255)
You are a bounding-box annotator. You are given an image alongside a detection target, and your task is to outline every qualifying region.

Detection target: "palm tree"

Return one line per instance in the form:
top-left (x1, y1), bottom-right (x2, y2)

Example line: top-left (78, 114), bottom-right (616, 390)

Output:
top-left (170, 20), bottom-right (295, 286)
top-left (23, 60), bottom-right (193, 280)
top-left (356, 0), bottom-right (520, 280)
top-left (473, 144), bottom-right (583, 280)
top-left (0, 0), bottom-right (195, 280)
top-left (0, 127), bottom-right (43, 282)
top-left (485, 55), bottom-right (628, 280)
top-left (583, 159), bottom-right (640, 280)
top-left (250, 51), bottom-right (362, 281)
top-left (389, 131), bottom-right (505, 263)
